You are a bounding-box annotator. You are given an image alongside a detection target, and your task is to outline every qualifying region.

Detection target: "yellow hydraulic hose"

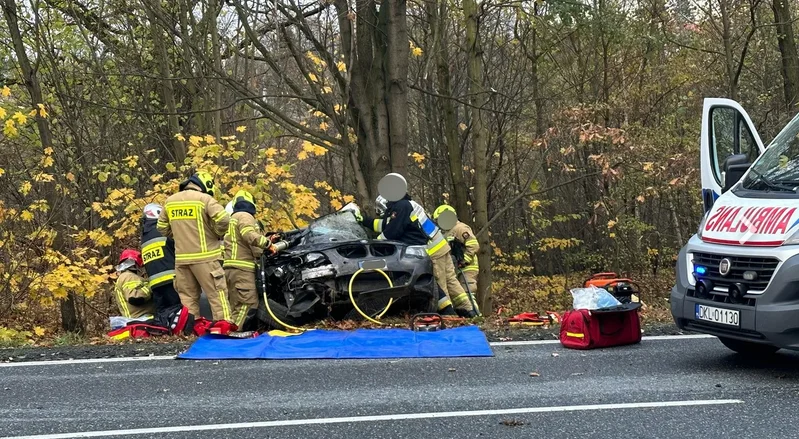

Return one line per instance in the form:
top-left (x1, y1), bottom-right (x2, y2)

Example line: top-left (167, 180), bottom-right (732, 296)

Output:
top-left (262, 291), bottom-right (305, 333)
top-left (348, 268), bottom-right (394, 325)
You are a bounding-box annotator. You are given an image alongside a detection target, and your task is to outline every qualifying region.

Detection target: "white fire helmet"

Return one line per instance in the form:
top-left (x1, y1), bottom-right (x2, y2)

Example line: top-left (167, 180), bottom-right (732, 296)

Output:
top-left (143, 203), bottom-right (162, 220)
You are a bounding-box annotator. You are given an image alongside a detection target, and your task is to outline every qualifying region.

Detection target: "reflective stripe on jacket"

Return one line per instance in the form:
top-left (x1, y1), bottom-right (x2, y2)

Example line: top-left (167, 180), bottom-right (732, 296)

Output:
top-left (114, 271), bottom-right (155, 319)
top-left (223, 211), bottom-right (269, 271)
top-left (157, 182), bottom-right (230, 266)
top-left (446, 221), bottom-right (479, 271)
top-left (141, 218), bottom-right (176, 288)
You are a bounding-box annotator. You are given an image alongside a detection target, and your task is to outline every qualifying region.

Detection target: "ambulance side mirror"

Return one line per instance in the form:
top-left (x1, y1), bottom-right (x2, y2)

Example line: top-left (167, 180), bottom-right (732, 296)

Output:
top-left (722, 153), bottom-right (751, 193)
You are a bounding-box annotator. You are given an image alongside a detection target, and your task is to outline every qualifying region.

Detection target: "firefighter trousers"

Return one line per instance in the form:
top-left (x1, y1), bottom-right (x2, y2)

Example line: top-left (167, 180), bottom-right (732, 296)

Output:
top-left (224, 267), bottom-right (259, 327)
top-left (152, 283), bottom-right (182, 315)
top-left (431, 252), bottom-right (474, 313)
top-left (175, 261), bottom-right (233, 323)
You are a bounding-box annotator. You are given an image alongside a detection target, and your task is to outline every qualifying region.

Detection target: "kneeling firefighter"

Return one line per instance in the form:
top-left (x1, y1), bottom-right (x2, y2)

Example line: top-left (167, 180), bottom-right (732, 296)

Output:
top-left (223, 190), bottom-right (278, 330)
top-left (114, 249), bottom-right (156, 320)
top-left (357, 173), bottom-right (478, 318)
top-left (109, 249), bottom-right (195, 339)
top-left (432, 204), bottom-right (481, 306)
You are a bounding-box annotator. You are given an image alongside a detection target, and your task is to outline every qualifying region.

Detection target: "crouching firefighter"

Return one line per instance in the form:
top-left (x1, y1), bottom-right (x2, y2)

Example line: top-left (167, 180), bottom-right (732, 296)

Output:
top-left (358, 173), bottom-right (478, 318)
top-left (432, 204), bottom-right (481, 307)
top-left (114, 249), bottom-right (156, 320)
top-left (223, 190), bottom-right (278, 331)
top-left (109, 250), bottom-right (194, 340)
top-left (157, 171), bottom-right (235, 335)
top-left (141, 203), bottom-right (182, 313)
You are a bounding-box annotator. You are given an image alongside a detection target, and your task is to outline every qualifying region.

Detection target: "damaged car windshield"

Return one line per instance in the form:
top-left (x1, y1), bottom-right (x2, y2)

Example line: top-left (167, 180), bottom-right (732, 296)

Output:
top-left (741, 112), bottom-right (799, 192)
top-left (305, 211), bottom-right (368, 243)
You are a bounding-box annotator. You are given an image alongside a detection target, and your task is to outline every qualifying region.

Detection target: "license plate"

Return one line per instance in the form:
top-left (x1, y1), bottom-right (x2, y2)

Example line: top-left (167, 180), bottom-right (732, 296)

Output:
top-left (695, 304), bottom-right (740, 327)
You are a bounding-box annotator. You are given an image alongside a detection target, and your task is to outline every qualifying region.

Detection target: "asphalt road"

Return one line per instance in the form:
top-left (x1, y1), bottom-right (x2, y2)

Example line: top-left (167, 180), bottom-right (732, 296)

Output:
top-left (3, 336), bottom-right (799, 438)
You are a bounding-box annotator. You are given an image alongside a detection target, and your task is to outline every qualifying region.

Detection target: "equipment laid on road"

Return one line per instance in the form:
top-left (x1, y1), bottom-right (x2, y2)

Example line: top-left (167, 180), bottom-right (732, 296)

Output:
top-left (410, 313), bottom-right (445, 332)
top-left (559, 302), bottom-right (642, 349)
top-left (507, 311), bottom-right (560, 327)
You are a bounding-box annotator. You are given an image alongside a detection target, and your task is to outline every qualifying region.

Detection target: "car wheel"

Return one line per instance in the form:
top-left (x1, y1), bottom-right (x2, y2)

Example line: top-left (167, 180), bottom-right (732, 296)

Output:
top-left (257, 297), bottom-right (315, 330)
top-left (718, 337), bottom-right (780, 356)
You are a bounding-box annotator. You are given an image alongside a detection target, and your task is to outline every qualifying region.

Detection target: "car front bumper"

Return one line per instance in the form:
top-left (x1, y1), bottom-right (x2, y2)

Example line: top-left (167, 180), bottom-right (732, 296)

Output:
top-left (671, 240), bottom-right (799, 350)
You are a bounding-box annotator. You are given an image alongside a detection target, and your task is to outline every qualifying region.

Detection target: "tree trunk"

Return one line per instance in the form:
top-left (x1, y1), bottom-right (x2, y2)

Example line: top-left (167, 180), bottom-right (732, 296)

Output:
top-left (432, 0), bottom-right (469, 218)
top-left (384, 0), bottom-right (409, 176)
top-left (145, 4), bottom-right (186, 162)
top-left (3, 0), bottom-right (82, 333)
top-left (209, 0), bottom-right (223, 139)
top-left (772, 0), bottom-right (799, 113)
top-left (464, 0), bottom-right (492, 311)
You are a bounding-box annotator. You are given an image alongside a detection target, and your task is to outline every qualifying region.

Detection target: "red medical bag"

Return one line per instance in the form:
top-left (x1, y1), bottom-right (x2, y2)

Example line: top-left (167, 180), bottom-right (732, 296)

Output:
top-left (559, 303), bottom-right (641, 350)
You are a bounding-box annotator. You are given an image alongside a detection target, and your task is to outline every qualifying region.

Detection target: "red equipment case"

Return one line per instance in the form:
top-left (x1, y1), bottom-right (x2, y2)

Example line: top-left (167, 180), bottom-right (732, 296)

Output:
top-left (559, 302), bottom-right (642, 350)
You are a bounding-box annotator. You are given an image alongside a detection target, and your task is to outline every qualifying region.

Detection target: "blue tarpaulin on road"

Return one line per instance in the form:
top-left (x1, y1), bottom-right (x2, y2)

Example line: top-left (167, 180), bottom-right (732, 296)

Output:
top-left (176, 326), bottom-right (494, 360)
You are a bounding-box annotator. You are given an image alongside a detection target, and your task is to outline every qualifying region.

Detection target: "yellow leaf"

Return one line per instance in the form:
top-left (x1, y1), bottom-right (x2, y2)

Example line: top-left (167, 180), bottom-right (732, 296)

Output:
top-left (336, 61), bottom-right (347, 72)
top-left (236, 125), bottom-right (247, 133)
top-left (334, 104), bottom-right (342, 112)
top-left (204, 135), bottom-right (216, 144)
top-left (642, 162), bottom-right (653, 172)
top-left (28, 109), bottom-right (37, 117)
top-left (19, 181), bottom-right (31, 196)
top-left (97, 172), bottom-right (109, 183)
top-left (319, 121), bottom-right (329, 130)
top-left (297, 150), bottom-right (309, 160)
top-left (0, 86), bottom-right (10, 97)
top-left (165, 163), bottom-right (177, 172)
top-left (44, 147), bottom-right (53, 155)
top-left (312, 110), bottom-right (324, 117)
top-left (40, 156), bottom-right (54, 168)
top-left (459, 123), bottom-right (467, 131)
top-left (607, 219), bottom-right (617, 229)
top-left (189, 135), bottom-right (203, 146)
top-left (66, 172), bottom-right (75, 182)
top-left (636, 195), bottom-right (645, 203)
top-left (412, 47), bottom-right (423, 57)
top-left (322, 86), bottom-right (333, 94)
top-left (308, 73), bottom-right (319, 82)
top-left (4, 119), bottom-right (17, 137)
top-left (12, 111), bottom-right (27, 125)
top-left (609, 233), bottom-right (616, 239)
top-left (175, 133), bottom-right (186, 142)
top-left (410, 152), bottom-right (426, 164)
top-left (126, 155), bottom-right (138, 168)
top-left (33, 326), bottom-right (45, 337)
top-left (0, 168), bottom-right (4, 177)
top-left (20, 210), bottom-right (34, 222)
top-left (37, 104), bottom-right (48, 118)
top-left (0, 108), bottom-right (6, 119)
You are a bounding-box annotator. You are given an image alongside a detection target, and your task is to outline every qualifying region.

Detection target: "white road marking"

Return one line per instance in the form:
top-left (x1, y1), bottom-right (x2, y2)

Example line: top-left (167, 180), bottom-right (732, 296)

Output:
top-left (0, 399), bottom-right (742, 439)
top-left (489, 334), bottom-right (714, 346)
top-left (0, 356), bottom-right (175, 368)
top-left (0, 334), bottom-right (715, 368)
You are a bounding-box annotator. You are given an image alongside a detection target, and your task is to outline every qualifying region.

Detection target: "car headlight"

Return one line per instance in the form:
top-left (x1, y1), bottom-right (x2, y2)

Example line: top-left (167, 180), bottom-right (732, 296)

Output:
top-left (782, 228), bottom-right (799, 245)
top-left (697, 211), bottom-right (709, 240)
top-left (404, 246), bottom-right (426, 259)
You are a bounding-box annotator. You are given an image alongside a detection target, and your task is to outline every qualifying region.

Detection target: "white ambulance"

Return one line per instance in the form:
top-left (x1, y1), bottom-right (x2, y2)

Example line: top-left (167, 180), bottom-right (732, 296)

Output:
top-left (671, 98), bottom-right (799, 355)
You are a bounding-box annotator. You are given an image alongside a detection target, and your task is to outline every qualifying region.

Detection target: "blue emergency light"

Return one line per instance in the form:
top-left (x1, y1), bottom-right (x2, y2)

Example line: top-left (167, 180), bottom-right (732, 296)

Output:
top-left (694, 266), bottom-right (707, 275)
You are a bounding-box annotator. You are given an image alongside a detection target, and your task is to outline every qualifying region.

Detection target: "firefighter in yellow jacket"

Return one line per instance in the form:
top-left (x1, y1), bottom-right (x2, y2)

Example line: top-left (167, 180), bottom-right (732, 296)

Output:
top-left (223, 190), bottom-right (276, 328)
top-left (157, 171), bottom-right (234, 333)
top-left (114, 249), bottom-right (156, 319)
top-left (433, 204), bottom-right (480, 295)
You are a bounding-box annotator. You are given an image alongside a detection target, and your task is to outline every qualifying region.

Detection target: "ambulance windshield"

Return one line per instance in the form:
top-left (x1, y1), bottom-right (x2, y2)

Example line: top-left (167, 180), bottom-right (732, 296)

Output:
top-left (742, 112), bottom-right (799, 192)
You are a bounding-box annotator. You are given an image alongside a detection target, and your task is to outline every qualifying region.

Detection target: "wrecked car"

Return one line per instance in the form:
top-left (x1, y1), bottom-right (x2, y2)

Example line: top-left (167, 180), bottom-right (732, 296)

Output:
top-left (254, 210), bottom-right (438, 328)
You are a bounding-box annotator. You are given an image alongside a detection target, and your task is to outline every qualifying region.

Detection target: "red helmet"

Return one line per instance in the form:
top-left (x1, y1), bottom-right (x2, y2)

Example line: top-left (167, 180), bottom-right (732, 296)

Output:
top-left (119, 249), bottom-right (143, 267)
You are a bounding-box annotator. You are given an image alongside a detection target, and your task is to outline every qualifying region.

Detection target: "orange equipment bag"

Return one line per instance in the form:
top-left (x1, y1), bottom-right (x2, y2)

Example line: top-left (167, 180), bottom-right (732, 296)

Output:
top-left (583, 272), bottom-right (641, 304)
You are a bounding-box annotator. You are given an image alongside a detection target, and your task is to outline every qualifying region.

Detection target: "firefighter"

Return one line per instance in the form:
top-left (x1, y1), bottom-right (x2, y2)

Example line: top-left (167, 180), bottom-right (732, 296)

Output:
top-left (141, 203), bottom-right (182, 314)
top-left (114, 249), bottom-right (156, 319)
top-left (157, 171), bottom-right (235, 334)
top-left (354, 173), bottom-right (477, 318)
top-left (223, 190), bottom-right (277, 329)
top-left (433, 204), bottom-right (480, 301)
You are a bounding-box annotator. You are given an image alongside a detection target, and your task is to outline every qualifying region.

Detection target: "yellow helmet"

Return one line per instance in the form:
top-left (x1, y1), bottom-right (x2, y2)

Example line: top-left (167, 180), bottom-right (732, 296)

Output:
top-left (234, 189), bottom-right (255, 205)
top-left (180, 171), bottom-right (216, 197)
top-left (433, 204), bottom-right (457, 220)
